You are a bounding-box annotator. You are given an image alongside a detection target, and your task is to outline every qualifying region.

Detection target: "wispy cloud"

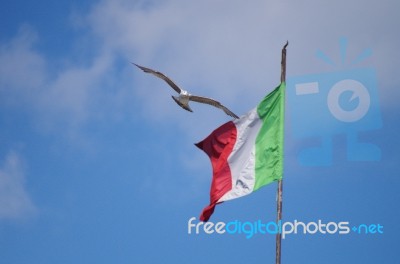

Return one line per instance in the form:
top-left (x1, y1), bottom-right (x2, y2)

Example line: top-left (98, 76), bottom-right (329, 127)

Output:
top-left (0, 25), bottom-right (47, 106)
top-left (0, 151), bottom-right (37, 220)
top-left (0, 25), bottom-right (120, 144)
top-left (84, 0), bottom-right (400, 115)
top-left (1, 0), bottom-right (398, 140)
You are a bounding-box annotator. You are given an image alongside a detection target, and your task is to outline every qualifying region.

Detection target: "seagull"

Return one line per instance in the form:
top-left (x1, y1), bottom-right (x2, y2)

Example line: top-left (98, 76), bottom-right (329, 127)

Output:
top-left (133, 63), bottom-right (239, 119)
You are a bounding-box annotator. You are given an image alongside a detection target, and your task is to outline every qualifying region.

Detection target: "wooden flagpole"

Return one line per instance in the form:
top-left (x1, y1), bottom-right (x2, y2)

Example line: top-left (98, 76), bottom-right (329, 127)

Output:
top-left (275, 41), bottom-right (288, 264)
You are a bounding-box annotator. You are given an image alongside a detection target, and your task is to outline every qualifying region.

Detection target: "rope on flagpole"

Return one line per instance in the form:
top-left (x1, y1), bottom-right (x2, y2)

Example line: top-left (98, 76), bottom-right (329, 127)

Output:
top-left (275, 40), bottom-right (288, 264)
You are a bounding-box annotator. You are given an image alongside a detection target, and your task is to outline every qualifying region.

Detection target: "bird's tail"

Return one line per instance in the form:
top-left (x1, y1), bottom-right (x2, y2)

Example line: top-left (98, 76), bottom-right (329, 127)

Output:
top-left (171, 96), bottom-right (193, 112)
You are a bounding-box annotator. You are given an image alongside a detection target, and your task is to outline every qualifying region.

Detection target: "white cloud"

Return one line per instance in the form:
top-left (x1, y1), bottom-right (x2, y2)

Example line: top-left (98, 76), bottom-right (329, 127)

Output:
top-left (0, 151), bottom-right (37, 220)
top-left (0, 25), bottom-right (47, 106)
top-left (1, 0), bottom-right (398, 139)
top-left (37, 52), bottom-right (115, 134)
top-left (84, 0), bottom-right (400, 114)
top-left (0, 25), bottom-right (119, 143)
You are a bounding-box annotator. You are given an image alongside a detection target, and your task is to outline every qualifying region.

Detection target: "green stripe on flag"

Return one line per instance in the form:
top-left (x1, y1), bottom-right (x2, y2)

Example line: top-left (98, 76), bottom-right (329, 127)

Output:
top-left (254, 82), bottom-right (285, 191)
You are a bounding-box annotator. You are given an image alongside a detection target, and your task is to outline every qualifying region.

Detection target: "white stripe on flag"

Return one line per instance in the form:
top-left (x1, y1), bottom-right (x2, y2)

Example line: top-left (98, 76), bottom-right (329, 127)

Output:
top-left (219, 107), bottom-right (262, 202)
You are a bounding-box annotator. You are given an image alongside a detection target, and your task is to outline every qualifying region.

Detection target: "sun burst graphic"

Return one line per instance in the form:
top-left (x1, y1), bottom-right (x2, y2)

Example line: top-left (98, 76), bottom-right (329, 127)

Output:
top-left (316, 37), bottom-right (373, 67)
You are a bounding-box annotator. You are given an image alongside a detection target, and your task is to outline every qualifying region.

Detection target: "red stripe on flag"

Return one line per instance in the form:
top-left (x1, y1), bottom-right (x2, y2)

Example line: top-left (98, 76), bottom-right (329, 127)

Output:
top-left (195, 121), bottom-right (237, 221)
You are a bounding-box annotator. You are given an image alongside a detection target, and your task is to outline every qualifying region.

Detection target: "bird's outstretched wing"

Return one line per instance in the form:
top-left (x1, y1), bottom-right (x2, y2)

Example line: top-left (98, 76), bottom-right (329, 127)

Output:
top-left (132, 63), bottom-right (182, 94)
top-left (189, 95), bottom-right (239, 119)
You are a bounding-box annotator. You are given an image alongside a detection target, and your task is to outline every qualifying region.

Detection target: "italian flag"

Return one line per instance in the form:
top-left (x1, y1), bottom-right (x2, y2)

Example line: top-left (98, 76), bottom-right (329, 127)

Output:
top-left (195, 83), bottom-right (285, 222)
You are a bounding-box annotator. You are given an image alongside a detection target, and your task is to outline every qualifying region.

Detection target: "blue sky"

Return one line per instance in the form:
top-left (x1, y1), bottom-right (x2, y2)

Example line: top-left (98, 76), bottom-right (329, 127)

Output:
top-left (1, 0), bottom-right (399, 263)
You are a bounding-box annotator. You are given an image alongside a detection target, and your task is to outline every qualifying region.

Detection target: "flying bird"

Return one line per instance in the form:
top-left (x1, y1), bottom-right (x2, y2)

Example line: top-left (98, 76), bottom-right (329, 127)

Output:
top-left (133, 63), bottom-right (239, 119)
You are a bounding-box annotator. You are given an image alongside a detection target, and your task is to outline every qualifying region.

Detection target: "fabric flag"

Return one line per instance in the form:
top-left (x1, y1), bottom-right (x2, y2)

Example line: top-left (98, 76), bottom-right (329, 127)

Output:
top-left (195, 83), bottom-right (285, 222)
